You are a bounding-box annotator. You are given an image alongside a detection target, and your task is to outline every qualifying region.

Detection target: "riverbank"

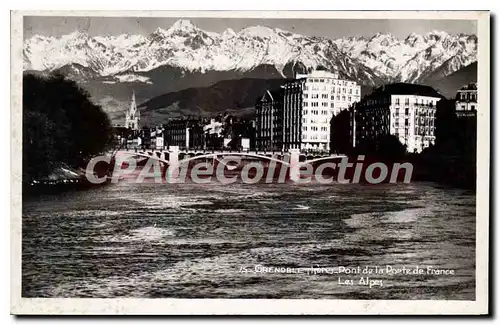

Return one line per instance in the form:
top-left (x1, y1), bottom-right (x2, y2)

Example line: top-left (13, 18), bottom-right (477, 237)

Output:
top-left (23, 162), bottom-right (111, 197)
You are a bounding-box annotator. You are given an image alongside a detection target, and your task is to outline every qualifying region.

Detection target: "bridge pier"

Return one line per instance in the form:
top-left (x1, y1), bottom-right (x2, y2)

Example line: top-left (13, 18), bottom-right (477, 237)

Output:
top-left (166, 146), bottom-right (180, 180)
top-left (288, 149), bottom-right (300, 182)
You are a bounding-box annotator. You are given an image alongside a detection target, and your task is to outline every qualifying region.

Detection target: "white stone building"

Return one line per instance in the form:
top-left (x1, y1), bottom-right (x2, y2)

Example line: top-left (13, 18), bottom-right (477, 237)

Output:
top-left (297, 70), bottom-right (361, 152)
top-left (354, 83), bottom-right (443, 153)
top-left (455, 82), bottom-right (477, 117)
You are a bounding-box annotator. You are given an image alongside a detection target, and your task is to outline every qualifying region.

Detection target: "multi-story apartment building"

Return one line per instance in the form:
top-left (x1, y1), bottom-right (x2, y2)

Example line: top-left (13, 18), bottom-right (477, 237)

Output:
top-left (353, 83), bottom-right (444, 153)
top-left (255, 89), bottom-right (282, 151)
top-left (455, 82), bottom-right (477, 118)
top-left (298, 70), bottom-right (361, 152)
top-left (164, 117), bottom-right (205, 150)
top-left (255, 70), bottom-right (361, 152)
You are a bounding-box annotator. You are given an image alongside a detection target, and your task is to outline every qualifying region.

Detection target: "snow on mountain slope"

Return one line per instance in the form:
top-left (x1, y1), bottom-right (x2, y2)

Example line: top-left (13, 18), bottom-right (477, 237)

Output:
top-left (23, 19), bottom-right (477, 85)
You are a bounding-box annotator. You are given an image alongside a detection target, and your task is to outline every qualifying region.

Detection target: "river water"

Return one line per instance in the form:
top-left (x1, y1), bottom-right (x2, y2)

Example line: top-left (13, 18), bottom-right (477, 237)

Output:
top-left (22, 181), bottom-right (476, 299)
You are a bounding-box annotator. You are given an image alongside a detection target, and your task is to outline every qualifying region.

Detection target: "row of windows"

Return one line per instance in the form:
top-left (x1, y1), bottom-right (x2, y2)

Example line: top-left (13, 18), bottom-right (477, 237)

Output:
top-left (305, 102), bottom-right (333, 108)
top-left (459, 104), bottom-right (476, 110)
top-left (307, 78), bottom-right (353, 86)
top-left (303, 109), bottom-right (329, 115)
top-left (394, 98), bottom-right (436, 106)
top-left (304, 97), bottom-right (353, 106)
top-left (302, 134), bottom-right (329, 140)
top-left (302, 118), bottom-right (330, 124)
top-left (302, 126), bottom-right (329, 132)
top-left (305, 93), bottom-right (359, 100)
top-left (304, 87), bottom-right (359, 94)
top-left (459, 92), bottom-right (477, 102)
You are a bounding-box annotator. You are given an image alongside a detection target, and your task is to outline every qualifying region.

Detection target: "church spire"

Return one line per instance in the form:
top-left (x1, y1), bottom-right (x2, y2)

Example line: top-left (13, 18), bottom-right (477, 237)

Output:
top-left (130, 90), bottom-right (137, 113)
top-left (125, 89), bottom-right (140, 131)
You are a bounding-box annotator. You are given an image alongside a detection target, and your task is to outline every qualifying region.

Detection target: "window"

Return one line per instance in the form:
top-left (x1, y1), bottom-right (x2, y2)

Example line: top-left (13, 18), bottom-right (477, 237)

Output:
top-left (319, 79), bottom-right (324, 83)
top-left (343, 88), bottom-right (346, 93)
top-left (405, 108), bottom-right (409, 115)
top-left (303, 109), bottom-right (308, 114)
top-left (395, 98), bottom-right (400, 105)
top-left (336, 95), bottom-right (340, 100)
top-left (405, 98), bottom-right (409, 105)
top-left (322, 94), bottom-right (328, 99)
top-left (405, 119), bottom-right (409, 126)
top-left (348, 96), bottom-right (351, 102)
top-left (342, 96), bottom-right (346, 101)
top-left (322, 102), bottom-right (328, 107)
top-left (356, 89), bottom-right (359, 95)
top-left (303, 102), bottom-right (308, 107)
top-left (332, 88), bottom-right (335, 93)
top-left (311, 102), bottom-right (319, 107)
top-left (302, 118), bottom-right (307, 123)
top-left (302, 126), bottom-right (308, 131)
top-left (304, 94), bottom-right (308, 98)
top-left (331, 95), bottom-right (335, 100)
top-left (349, 89), bottom-right (352, 94)
top-left (312, 94), bottom-right (319, 99)
top-left (471, 105), bottom-right (476, 110)
top-left (331, 103), bottom-right (335, 108)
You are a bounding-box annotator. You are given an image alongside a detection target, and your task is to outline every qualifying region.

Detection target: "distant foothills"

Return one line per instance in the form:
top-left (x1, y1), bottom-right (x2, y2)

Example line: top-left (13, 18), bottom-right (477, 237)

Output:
top-left (23, 19), bottom-right (477, 125)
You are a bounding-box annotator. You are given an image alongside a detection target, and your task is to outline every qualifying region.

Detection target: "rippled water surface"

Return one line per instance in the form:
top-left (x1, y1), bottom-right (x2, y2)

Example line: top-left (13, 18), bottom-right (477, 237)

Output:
top-left (22, 182), bottom-right (475, 299)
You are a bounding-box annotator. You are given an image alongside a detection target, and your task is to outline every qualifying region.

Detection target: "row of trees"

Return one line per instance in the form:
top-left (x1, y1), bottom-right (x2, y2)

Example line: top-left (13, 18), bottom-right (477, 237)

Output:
top-left (23, 73), bottom-right (113, 183)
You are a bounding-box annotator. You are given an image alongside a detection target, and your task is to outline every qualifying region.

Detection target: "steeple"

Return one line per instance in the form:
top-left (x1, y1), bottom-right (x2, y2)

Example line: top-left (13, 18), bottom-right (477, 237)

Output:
top-left (125, 90), bottom-right (140, 131)
top-left (130, 90), bottom-right (136, 112)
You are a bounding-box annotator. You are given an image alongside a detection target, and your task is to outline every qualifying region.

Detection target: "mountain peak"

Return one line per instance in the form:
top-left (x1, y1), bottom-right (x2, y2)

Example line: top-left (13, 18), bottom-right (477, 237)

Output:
top-left (65, 30), bottom-right (89, 40)
top-left (169, 19), bottom-right (198, 32)
top-left (152, 27), bottom-right (168, 35)
top-left (239, 25), bottom-right (276, 38)
top-left (426, 30), bottom-right (450, 40)
top-left (222, 28), bottom-right (236, 37)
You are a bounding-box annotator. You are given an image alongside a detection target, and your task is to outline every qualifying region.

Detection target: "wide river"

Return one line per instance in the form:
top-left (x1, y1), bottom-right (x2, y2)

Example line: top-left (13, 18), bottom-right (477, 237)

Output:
top-left (22, 181), bottom-right (476, 299)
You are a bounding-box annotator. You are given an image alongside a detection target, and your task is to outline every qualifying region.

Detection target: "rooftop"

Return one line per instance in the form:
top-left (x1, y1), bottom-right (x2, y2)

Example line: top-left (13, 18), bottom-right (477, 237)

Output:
top-left (459, 82), bottom-right (477, 91)
top-left (367, 83), bottom-right (444, 99)
top-left (296, 70), bottom-right (339, 79)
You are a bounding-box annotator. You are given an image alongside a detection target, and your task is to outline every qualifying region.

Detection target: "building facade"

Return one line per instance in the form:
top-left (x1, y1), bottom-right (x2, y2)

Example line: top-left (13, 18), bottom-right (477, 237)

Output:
top-left (164, 117), bottom-right (205, 150)
top-left (354, 83), bottom-right (443, 153)
top-left (298, 70), bottom-right (361, 152)
top-left (255, 89), bottom-right (282, 151)
top-left (255, 70), bottom-right (361, 153)
top-left (125, 91), bottom-right (140, 131)
top-left (455, 82), bottom-right (477, 118)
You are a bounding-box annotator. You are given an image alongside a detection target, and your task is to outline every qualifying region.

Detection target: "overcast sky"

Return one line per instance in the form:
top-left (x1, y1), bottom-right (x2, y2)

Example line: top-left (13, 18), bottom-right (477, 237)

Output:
top-left (24, 16), bottom-right (477, 40)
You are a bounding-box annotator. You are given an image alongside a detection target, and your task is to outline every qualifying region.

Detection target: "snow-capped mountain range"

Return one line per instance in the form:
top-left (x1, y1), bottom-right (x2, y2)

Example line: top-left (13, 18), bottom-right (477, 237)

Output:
top-left (24, 19), bottom-right (477, 85)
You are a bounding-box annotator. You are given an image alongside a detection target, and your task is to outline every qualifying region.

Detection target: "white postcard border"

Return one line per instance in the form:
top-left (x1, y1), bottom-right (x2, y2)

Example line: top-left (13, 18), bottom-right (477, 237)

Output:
top-left (10, 10), bottom-right (490, 315)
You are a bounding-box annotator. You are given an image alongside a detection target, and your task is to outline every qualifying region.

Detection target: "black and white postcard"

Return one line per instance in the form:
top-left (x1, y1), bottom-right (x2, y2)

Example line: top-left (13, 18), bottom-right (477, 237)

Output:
top-left (10, 10), bottom-right (490, 315)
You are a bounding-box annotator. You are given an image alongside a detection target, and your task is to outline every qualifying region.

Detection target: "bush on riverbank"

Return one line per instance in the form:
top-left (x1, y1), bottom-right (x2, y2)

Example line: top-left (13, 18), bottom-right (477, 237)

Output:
top-left (23, 73), bottom-right (112, 184)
